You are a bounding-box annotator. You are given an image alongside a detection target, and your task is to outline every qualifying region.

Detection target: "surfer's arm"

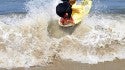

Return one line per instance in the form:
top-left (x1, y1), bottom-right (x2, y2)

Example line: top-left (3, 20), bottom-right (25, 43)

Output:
top-left (72, 8), bottom-right (80, 13)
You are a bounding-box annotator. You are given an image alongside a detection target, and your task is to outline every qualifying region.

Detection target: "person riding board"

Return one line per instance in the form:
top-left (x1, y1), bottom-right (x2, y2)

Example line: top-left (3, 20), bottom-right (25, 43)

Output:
top-left (56, 0), bottom-right (92, 26)
top-left (56, 0), bottom-right (76, 25)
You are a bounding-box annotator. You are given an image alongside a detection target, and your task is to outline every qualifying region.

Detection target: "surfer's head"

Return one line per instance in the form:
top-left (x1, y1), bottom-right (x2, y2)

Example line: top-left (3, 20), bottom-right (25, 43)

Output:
top-left (56, 2), bottom-right (72, 18)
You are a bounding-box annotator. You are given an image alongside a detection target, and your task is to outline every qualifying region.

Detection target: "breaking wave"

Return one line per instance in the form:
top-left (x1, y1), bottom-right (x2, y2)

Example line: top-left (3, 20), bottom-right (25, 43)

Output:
top-left (0, 0), bottom-right (125, 68)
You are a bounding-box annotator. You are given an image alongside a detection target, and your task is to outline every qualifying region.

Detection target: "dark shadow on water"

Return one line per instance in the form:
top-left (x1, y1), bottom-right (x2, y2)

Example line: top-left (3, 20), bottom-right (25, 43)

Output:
top-left (47, 20), bottom-right (79, 38)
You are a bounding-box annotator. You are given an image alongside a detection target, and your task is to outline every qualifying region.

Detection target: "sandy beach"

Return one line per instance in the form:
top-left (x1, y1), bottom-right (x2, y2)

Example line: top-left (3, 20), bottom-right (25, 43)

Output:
top-left (0, 59), bottom-right (124, 70)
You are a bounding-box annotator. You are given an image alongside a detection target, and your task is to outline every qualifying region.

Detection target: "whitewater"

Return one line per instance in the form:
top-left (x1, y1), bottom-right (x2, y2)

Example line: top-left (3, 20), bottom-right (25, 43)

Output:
top-left (0, 0), bottom-right (125, 68)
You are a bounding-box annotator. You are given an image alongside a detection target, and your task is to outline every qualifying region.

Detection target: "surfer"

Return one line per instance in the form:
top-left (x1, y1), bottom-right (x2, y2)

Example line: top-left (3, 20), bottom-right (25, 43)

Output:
top-left (56, 0), bottom-right (76, 25)
top-left (56, 0), bottom-right (92, 27)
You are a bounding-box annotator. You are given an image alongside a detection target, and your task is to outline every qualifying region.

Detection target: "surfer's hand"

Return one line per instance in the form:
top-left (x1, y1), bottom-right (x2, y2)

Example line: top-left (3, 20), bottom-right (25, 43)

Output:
top-left (72, 9), bottom-right (79, 13)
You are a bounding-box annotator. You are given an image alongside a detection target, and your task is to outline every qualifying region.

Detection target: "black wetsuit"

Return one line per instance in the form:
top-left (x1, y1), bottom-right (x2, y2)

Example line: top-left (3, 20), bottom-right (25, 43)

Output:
top-left (56, 0), bottom-right (72, 18)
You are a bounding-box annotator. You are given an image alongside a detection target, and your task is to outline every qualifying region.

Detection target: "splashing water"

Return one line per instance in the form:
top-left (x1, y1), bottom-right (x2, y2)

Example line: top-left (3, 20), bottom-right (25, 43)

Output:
top-left (0, 0), bottom-right (125, 69)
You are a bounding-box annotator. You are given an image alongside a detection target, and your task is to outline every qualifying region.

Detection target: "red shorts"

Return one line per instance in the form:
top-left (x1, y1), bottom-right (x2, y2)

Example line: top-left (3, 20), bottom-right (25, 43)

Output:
top-left (60, 17), bottom-right (74, 25)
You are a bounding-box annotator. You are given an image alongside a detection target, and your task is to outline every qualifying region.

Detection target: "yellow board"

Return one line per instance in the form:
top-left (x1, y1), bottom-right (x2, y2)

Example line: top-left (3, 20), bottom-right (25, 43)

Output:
top-left (59, 0), bottom-right (92, 27)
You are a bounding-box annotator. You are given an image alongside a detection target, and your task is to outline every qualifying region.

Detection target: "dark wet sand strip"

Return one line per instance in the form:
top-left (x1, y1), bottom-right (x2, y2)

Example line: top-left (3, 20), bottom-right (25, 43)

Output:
top-left (1, 59), bottom-right (125, 70)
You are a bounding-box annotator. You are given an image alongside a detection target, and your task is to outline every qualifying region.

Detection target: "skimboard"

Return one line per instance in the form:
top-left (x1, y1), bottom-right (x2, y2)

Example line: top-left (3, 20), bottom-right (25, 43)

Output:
top-left (58, 0), bottom-right (92, 27)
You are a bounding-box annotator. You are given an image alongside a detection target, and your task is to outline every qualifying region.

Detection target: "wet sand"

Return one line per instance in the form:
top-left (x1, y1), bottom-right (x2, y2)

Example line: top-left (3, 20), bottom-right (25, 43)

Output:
top-left (1, 59), bottom-right (125, 70)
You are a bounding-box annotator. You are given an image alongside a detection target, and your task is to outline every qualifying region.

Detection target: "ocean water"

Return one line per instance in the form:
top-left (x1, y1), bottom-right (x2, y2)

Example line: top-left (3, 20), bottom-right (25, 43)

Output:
top-left (0, 0), bottom-right (125, 69)
top-left (0, 0), bottom-right (125, 14)
top-left (0, 0), bottom-right (29, 15)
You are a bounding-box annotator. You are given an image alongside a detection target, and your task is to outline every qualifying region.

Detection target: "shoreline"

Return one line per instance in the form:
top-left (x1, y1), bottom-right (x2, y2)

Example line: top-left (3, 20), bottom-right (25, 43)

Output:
top-left (1, 59), bottom-right (125, 70)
